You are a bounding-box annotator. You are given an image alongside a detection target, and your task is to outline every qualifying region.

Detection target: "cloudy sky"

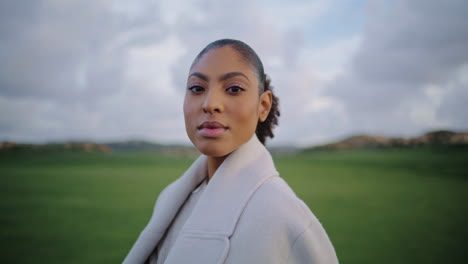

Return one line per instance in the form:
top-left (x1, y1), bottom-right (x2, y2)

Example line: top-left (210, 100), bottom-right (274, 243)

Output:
top-left (1, 0), bottom-right (467, 146)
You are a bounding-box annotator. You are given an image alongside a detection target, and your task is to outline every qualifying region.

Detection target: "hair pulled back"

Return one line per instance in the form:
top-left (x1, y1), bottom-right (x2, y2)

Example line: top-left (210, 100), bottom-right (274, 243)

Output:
top-left (191, 39), bottom-right (280, 145)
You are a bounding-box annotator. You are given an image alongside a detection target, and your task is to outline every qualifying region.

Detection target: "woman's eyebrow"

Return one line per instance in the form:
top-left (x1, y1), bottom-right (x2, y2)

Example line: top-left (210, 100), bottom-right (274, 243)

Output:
top-left (188, 72), bottom-right (250, 82)
top-left (188, 72), bottom-right (208, 81)
top-left (219, 72), bottom-right (250, 82)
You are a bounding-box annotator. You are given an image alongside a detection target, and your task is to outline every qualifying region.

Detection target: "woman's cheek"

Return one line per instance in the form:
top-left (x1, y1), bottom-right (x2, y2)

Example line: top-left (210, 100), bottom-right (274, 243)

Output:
top-left (183, 98), bottom-right (195, 118)
top-left (237, 100), bottom-right (258, 123)
top-left (183, 100), bottom-right (196, 134)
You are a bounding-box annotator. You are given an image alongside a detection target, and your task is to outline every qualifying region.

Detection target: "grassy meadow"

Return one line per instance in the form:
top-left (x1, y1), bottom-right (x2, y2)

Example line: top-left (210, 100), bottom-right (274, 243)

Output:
top-left (1, 146), bottom-right (467, 263)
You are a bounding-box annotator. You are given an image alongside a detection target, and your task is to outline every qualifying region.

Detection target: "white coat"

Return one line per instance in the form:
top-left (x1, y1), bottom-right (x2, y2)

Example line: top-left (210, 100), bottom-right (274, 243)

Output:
top-left (123, 135), bottom-right (339, 264)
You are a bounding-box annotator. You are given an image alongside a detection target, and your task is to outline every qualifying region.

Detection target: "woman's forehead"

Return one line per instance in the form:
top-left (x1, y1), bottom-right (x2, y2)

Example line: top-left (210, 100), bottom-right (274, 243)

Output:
top-left (189, 47), bottom-right (257, 79)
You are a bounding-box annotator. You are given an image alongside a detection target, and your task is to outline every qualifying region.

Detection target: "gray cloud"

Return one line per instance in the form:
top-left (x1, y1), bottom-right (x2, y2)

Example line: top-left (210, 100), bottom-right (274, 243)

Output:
top-left (0, 0), bottom-right (177, 142)
top-left (436, 66), bottom-right (468, 129)
top-left (1, 0), bottom-right (467, 145)
top-left (1, 0), bottom-right (302, 143)
top-left (0, 0), bottom-right (165, 101)
top-left (325, 0), bottom-right (468, 136)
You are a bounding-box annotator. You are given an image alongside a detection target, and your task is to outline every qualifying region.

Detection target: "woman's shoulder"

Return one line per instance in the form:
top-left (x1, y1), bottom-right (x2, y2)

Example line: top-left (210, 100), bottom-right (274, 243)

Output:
top-left (228, 175), bottom-right (337, 263)
top-left (240, 175), bottom-right (320, 233)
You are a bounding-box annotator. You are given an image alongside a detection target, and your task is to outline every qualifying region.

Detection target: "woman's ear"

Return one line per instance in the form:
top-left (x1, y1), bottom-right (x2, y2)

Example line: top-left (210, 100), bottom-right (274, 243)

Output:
top-left (258, 90), bottom-right (272, 122)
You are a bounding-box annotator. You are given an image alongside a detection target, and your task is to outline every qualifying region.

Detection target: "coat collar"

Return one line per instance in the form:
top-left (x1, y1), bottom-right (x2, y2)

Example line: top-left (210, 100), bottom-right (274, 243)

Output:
top-left (182, 134), bottom-right (278, 236)
top-left (123, 135), bottom-right (279, 263)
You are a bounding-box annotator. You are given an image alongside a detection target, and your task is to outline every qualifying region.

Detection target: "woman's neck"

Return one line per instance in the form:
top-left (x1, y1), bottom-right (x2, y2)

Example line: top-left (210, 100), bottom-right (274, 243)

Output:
top-left (207, 155), bottom-right (228, 182)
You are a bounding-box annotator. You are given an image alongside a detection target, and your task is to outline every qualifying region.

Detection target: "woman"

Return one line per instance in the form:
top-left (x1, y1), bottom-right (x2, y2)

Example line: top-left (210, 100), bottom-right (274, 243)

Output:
top-left (123, 39), bottom-right (338, 264)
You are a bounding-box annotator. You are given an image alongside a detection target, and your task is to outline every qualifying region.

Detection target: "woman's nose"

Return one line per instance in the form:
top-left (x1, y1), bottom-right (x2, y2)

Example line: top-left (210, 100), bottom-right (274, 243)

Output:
top-left (202, 89), bottom-right (224, 114)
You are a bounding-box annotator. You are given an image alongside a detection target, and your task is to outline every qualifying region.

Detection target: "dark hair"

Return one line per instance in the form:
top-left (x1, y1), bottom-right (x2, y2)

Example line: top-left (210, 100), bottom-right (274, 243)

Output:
top-left (191, 39), bottom-right (280, 145)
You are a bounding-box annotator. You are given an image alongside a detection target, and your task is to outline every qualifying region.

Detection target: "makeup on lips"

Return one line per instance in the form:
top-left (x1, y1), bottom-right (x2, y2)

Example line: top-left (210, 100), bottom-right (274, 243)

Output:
top-left (198, 121), bottom-right (228, 138)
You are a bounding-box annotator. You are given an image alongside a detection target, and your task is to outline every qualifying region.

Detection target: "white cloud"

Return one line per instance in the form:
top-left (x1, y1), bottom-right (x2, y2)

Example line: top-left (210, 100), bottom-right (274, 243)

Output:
top-left (1, 0), bottom-right (467, 146)
top-left (299, 34), bottom-right (362, 81)
top-left (159, 0), bottom-right (206, 25)
top-left (126, 35), bottom-right (187, 97)
top-left (324, 0), bottom-right (468, 138)
top-left (261, 0), bottom-right (333, 30)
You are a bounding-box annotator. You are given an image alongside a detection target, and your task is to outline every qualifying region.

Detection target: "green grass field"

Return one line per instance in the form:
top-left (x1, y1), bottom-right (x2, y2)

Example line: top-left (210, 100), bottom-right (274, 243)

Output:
top-left (1, 147), bottom-right (467, 263)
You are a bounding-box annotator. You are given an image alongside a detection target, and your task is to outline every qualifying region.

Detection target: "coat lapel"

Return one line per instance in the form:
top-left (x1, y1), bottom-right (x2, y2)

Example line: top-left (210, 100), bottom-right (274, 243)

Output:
top-left (123, 154), bottom-right (208, 264)
top-left (164, 135), bottom-right (279, 264)
top-left (123, 135), bottom-right (279, 264)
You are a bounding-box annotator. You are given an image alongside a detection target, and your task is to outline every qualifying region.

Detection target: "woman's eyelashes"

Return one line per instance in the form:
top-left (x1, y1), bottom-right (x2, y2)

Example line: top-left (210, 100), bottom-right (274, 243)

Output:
top-left (188, 85), bottom-right (205, 94)
top-left (188, 85), bottom-right (245, 95)
top-left (225, 85), bottom-right (245, 94)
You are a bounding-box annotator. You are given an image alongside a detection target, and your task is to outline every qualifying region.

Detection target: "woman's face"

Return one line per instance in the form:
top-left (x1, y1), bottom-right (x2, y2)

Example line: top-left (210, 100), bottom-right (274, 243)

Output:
top-left (184, 46), bottom-right (272, 157)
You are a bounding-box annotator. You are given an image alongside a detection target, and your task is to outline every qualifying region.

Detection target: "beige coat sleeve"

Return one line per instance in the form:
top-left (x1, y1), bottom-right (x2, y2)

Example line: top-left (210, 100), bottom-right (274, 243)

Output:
top-left (286, 222), bottom-right (339, 264)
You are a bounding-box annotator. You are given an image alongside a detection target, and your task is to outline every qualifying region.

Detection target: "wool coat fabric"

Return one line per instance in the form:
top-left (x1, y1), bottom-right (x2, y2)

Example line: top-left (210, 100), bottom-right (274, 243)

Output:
top-left (123, 135), bottom-right (339, 264)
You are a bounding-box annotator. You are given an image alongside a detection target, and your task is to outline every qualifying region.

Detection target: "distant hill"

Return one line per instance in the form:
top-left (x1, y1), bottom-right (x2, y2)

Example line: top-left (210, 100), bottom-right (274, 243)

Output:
top-left (306, 130), bottom-right (468, 151)
top-left (2, 130), bottom-right (468, 154)
top-left (0, 141), bottom-right (111, 153)
top-left (106, 140), bottom-right (198, 156)
top-left (0, 140), bottom-right (198, 156)
top-left (106, 140), bottom-right (165, 152)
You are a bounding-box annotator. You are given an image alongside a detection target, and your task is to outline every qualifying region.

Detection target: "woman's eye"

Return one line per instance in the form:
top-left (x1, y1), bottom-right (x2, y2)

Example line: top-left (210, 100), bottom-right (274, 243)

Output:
top-left (189, 86), bottom-right (205, 94)
top-left (226, 86), bottom-right (244, 94)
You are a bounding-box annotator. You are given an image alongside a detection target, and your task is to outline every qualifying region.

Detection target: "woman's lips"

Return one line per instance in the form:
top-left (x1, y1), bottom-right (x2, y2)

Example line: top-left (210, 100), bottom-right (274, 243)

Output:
top-left (198, 121), bottom-right (227, 138)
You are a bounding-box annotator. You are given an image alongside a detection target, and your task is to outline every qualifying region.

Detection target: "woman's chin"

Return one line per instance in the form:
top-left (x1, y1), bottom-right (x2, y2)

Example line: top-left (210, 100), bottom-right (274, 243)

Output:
top-left (195, 143), bottom-right (233, 158)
